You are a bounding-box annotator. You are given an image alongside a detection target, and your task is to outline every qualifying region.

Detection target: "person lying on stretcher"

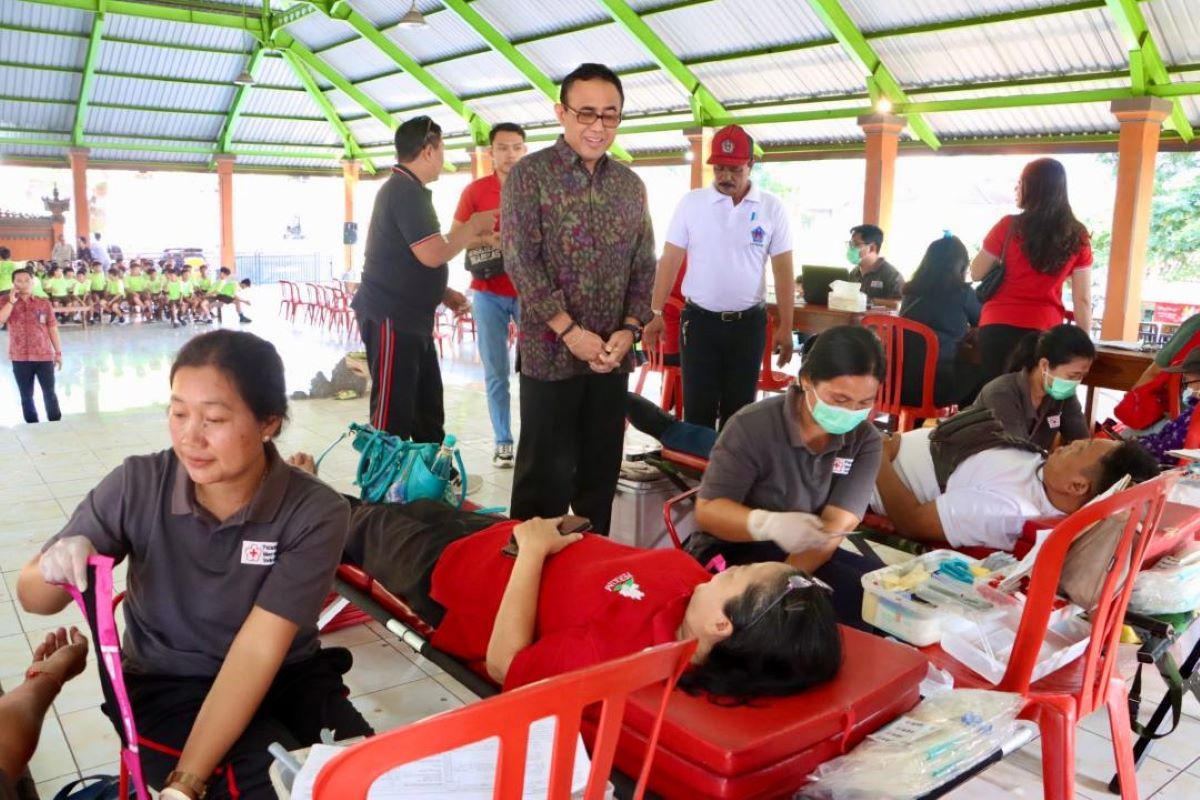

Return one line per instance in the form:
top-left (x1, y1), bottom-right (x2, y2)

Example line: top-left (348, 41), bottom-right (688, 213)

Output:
top-left (289, 455), bottom-right (842, 703)
top-left (869, 406), bottom-right (1160, 552)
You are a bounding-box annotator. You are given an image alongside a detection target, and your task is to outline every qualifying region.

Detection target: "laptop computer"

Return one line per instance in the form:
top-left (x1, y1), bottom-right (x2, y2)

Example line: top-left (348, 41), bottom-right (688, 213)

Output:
top-left (801, 265), bottom-right (854, 306)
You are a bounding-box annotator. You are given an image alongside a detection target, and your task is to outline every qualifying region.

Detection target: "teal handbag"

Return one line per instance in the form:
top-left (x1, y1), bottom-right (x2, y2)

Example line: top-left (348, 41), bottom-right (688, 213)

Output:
top-left (316, 423), bottom-right (467, 507)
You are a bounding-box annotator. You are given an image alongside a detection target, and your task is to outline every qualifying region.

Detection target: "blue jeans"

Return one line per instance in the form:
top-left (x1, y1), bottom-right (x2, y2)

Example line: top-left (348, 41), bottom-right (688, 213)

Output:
top-left (473, 290), bottom-right (519, 446)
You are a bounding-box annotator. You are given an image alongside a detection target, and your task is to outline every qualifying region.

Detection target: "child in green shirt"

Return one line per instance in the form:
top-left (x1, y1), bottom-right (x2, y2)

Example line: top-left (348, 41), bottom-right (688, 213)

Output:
top-left (0, 246), bottom-right (16, 301)
top-left (47, 267), bottom-right (70, 307)
top-left (165, 269), bottom-right (183, 327)
top-left (212, 267), bottom-right (253, 324)
top-left (104, 267), bottom-right (127, 325)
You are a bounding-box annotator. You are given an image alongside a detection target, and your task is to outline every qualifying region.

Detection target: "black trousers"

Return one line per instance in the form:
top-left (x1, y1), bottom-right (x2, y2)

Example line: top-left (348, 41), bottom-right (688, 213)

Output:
top-left (12, 361), bottom-right (61, 423)
top-left (359, 314), bottom-right (444, 443)
top-left (116, 650), bottom-right (372, 800)
top-left (510, 371), bottom-right (628, 535)
top-left (680, 303), bottom-right (767, 430)
top-left (978, 323), bottom-right (1038, 384)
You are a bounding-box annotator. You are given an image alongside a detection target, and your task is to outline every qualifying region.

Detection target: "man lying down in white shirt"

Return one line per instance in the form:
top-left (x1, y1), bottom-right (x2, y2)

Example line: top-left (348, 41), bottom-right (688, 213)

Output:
top-left (869, 427), bottom-right (1160, 552)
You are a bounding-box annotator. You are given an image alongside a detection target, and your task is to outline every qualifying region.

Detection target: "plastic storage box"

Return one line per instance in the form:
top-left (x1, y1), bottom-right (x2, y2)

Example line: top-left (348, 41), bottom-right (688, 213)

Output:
top-left (861, 551), bottom-right (996, 646)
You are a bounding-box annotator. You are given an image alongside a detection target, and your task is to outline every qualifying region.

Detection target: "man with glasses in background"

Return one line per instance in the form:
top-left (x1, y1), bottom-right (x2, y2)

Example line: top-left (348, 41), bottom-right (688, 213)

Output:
top-left (502, 63), bottom-right (656, 535)
top-left (352, 116), bottom-right (496, 444)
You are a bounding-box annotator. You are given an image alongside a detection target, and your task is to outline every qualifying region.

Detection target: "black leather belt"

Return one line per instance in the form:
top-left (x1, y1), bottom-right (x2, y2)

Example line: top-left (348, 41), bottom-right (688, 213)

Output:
top-left (684, 301), bottom-right (765, 322)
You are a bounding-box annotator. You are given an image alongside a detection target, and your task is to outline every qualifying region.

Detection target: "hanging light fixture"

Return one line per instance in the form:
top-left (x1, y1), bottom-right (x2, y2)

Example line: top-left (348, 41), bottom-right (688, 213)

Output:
top-left (397, 0), bottom-right (427, 28)
top-left (233, 69), bottom-right (256, 87)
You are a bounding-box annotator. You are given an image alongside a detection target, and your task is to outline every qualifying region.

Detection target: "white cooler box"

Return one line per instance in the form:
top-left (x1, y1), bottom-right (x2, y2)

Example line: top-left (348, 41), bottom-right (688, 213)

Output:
top-left (609, 473), bottom-right (696, 550)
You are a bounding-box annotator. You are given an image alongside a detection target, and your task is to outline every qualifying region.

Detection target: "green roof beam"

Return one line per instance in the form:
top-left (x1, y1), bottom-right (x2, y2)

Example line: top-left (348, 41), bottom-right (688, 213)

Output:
top-left (1104, 0), bottom-right (1194, 141)
top-left (273, 32), bottom-right (395, 131)
top-left (294, 1), bottom-right (489, 145)
top-left (804, 0), bottom-right (941, 150)
top-left (436, 0), bottom-right (631, 162)
top-left (217, 44), bottom-right (265, 155)
top-left (0, 21), bottom-right (251, 54)
top-left (72, 4), bottom-right (104, 146)
top-left (20, 0), bottom-right (266, 38)
top-left (279, 48), bottom-right (375, 173)
top-left (596, 0), bottom-right (727, 126)
top-left (0, 59), bottom-right (304, 91)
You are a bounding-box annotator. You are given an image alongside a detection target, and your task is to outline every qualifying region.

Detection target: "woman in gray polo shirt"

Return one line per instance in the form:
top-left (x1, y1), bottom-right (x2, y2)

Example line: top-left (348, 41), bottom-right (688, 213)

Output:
top-left (16, 331), bottom-right (371, 800)
top-left (688, 326), bottom-right (885, 622)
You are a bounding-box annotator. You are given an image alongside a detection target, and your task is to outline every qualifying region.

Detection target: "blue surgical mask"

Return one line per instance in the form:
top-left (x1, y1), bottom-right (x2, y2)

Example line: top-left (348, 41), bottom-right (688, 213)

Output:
top-left (1043, 369), bottom-right (1080, 401)
top-left (846, 244), bottom-right (862, 267)
top-left (807, 388), bottom-right (871, 435)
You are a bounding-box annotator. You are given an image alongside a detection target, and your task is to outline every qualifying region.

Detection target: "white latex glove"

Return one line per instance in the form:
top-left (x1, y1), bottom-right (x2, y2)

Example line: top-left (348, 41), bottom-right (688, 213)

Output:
top-left (747, 509), bottom-right (841, 554)
top-left (39, 535), bottom-right (97, 591)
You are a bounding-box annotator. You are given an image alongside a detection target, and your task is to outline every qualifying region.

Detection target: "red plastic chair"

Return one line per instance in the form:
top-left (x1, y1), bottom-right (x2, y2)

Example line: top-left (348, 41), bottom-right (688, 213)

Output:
top-left (455, 310), bottom-right (477, 342)
top-left (922, 471), bottom-right (1179, 800)
top-left (757, 314), bottom-right (794, 396)
top-left (312, 639), bottom-right (697, 800)
top-left (863, 313), bottom-right (956, 433)
top-left (633, 340), bottom-right (683, 419)
top-left (663, 486), bottom-right (700, 549)
top-left (277, 280), bottom-right (302, 322)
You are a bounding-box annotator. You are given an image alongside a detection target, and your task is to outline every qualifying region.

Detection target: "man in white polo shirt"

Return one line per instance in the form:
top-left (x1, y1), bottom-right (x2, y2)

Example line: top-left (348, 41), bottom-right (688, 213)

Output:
top-left (643, 125), bottom-right (795, 429)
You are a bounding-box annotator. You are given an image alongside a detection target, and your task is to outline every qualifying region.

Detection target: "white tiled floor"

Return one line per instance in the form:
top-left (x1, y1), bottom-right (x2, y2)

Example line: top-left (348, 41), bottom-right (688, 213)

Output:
top-left (1, 294), bottom-right (1197, 797)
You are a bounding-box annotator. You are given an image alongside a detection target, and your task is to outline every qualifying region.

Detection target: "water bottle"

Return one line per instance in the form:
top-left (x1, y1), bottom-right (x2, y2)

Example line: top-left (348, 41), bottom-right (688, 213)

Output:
top-left (430, 434), bottom-right (457, 480)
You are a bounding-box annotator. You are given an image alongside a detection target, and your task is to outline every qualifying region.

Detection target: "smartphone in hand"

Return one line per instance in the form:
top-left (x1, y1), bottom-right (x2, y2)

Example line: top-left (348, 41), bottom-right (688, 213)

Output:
top-left (501, 515), bottom-right (591, 557)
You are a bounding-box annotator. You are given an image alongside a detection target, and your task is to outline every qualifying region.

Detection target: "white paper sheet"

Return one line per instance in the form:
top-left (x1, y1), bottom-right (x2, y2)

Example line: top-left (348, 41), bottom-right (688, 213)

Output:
top-left (288, 717), bottom-right (593, 800)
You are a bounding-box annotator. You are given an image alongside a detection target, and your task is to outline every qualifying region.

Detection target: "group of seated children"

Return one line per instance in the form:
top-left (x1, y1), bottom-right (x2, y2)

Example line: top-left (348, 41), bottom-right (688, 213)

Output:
top-left (23, 259), bottom-right (252, 327)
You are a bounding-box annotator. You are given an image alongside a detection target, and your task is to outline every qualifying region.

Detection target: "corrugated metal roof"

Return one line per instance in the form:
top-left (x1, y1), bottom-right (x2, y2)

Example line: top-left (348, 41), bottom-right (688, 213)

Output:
top-left (87, 107), bottom-right (223, 142)
top-left (518, 25), bottom-right (654, 81)
top-left (644, 0), bottom-right (834, 58)
top-left (383, 6), bottom-right (488, 63)
top-left (87, 143), bottom-right (210, 163)
top-left (234, 117), bottom-right (341, 147)
top-left (104, 14), bottom-right (254, 53)
top-left (840, 0), bottom-right (1066, 35)
top-left (98, 41), bottom-right (244, 83)
top-left (92, 75), bottom-right (235, 112)
top-left (345, 72), bottom-right (437, 112)
top-left (924, 101), bottom-right (1118, 139)
top-left (0, 142), bottom-right (72, 159)
top-left (426, 51), bottom-right (529, 97)
top-left (0, 66), bottom-right (78, 101)
top-left (873, 8), bottom-right (1128, 89)
top-left (1176, 95), bottom-right (1200, 127)
top-left (254, 54), bottom-right (304, 90)
top-left (748, 118), bottom-right (869, 146)
top-left (347, 116), bottom-right (396, 147)
top-left (620, 70), bottom-right (692, 115)
top-left (467, 89), bottom-right (558, 127)
top-left (693, 46), bottom-right (868, 105)
top-left (470, 0), bottom-right (608, 43)
top-left (281, 12), bottom-right (352, 52)
top-left (234, 154), bottom-right (343, 169)
top-left (0, 100), bottom-right (73, 132)
top-left (1, 30), bottom-right (85, 69)
top-left (615, 129), bottom-right (689, 153)
top-left (2, 0), bottom-right (91, 34)
top-left (317, 38), bottom-right (399, 84)
top-left (241, 87), bottom-right (323, 119)
top-left (352, 0), bottom-right (443, 28)
top-left (1145, 0), bottom-right (1200, 66)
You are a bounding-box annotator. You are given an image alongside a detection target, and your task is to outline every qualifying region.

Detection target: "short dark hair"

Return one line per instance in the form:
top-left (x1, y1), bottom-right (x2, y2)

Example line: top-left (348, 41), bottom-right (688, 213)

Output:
top-left (238, 278), bottom-right (251, 288)
top-left (677, 569), bottom-right (842, 704)
top-left (0, 247), bottom-right (9, 259)
top-left (11, 268), bottom-right (31, 280)
top-left (219, 266), bottom-right (232, 276)
top-left (560, 62), bottom-right (624, 107)
top-left (1007, 324), bottom-right (1096, 374)
top-left (1094, 441), bottom-right (1160, 496)
top-left (800, 325), bottom-right (886, 384)
top-left (850, 224), bottom-right (884, 252)
top-left (395, 115), bottom-right (442, 162)
top-left (170, 330), bottom-right (288, 432)
top-left (489, 122), bottom-right (526, 144)
top-left (94, 232), bottom-right (102, 240)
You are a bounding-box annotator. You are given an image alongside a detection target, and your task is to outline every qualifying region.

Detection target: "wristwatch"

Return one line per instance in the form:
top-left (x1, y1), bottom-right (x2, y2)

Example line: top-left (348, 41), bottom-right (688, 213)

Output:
top-left (165, 770), bottom-right (209, 799)
top-left (621, 322), bottom-right (642, 343)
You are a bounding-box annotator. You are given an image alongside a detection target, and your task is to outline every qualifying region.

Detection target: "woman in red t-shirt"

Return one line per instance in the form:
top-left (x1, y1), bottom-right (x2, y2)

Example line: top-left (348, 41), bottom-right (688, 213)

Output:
top-left (970, 158), bottom-right (1094, 382)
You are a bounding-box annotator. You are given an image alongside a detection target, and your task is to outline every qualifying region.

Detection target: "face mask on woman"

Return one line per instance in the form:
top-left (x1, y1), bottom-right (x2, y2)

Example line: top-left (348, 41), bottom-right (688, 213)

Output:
top-left (1043, 368), bottom-right (1081, 401)
top-left (807, 388), bottom-right (871, 435)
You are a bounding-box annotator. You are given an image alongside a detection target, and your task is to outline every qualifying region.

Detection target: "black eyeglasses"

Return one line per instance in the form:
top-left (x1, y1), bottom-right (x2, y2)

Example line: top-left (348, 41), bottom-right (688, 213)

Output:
top-left (744, 574), bottom-right (832, 630)
top-left (562, 104), bottom-right (622, 129)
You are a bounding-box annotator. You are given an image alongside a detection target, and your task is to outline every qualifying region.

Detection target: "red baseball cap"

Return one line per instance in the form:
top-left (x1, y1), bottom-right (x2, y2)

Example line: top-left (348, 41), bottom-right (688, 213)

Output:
top-left (708, 125), bottom-right (754, 166)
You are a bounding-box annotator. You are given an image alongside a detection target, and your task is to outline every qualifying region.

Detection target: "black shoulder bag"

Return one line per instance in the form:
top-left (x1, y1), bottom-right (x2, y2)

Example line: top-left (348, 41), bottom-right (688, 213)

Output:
top-left (976, 222), bottom-right (1016, 303)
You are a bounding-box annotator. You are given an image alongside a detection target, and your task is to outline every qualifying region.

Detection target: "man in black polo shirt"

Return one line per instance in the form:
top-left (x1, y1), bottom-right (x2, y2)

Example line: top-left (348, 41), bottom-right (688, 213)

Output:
top-left (847, 223), bottom-right (904, 305)
top-left (352, 116), bottom-right (496, 442)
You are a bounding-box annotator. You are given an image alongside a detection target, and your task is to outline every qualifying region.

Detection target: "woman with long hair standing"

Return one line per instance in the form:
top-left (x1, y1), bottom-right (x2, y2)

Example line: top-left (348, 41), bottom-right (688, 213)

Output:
top-left (971, 158), bottom-right (1094, 382)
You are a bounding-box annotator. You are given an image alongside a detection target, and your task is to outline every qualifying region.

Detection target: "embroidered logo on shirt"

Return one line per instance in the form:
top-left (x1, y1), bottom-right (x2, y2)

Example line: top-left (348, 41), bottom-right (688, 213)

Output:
top-left (1047, 414), bottom-right (1061, 430)
top-left (832, 457), bottom-right (854, 476)
top-left (605, 572), bottom-right (644, 600)
top-left (750, 226), bottom-right (766, 246)
top-left (241, 541), bottom-right (277, 566)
